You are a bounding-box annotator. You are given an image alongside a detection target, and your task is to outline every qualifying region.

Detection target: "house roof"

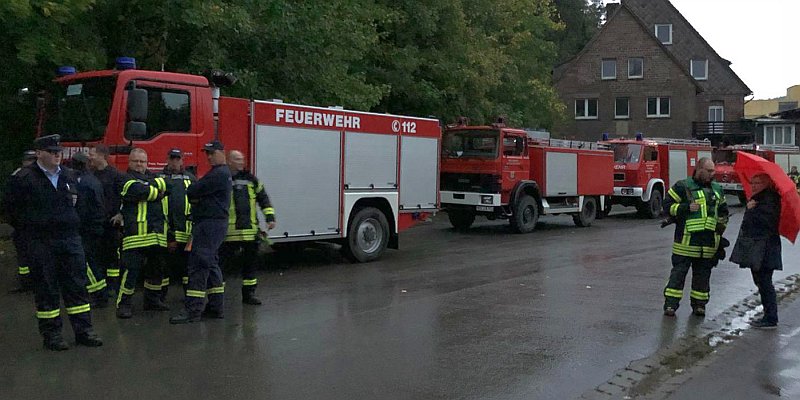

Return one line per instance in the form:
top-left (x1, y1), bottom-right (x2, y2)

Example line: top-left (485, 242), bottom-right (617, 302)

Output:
top-left (553, 1), bottom-right (703, 94)
top-left (770, 107), bottom-right (800, 120)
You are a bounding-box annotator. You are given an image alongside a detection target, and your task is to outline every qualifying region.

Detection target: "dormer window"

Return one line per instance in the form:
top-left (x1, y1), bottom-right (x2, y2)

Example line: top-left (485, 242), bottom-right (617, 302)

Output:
top-left (655, 24), bottom-right (672, 44)
top-left (691, 59), bottom-right (708, 80)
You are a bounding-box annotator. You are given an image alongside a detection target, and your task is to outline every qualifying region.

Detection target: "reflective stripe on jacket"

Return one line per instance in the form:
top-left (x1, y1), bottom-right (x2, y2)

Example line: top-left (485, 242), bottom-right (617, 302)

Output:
top-left (120, 170), bottom-right (169, 250)
top-left (226, 171), bottom-right (275, 242)
top-left (663, 177), bottom-right (729, 259)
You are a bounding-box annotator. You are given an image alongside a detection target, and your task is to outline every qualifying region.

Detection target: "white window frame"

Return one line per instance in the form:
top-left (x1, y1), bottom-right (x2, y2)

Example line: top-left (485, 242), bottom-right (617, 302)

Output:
top-left (691, 59), bottom-right (708, 80)
top-left (615, 97), bottom-right (630, 119)
top-left (628, 58), bottom-right (643, 79)
top-left (575, 98), bottom-right (599, 120)
top-left (764, 125), bottom-right (796, 145)
top-left (601, 59), bottom-right (617, 80)
top-left (647, 97), bottom-right (671, 118)
top-left (655, 24), bottom-right (673, 44)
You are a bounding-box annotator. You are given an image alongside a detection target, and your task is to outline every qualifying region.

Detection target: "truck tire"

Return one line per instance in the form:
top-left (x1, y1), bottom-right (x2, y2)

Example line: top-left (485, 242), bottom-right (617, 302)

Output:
top-left (447, 209), bottom-right (475, 231)
top-left (637, 189), bottom-right (662, 219)
top-left (573, 196), bottom-right (597, 227)
top-left (342, 207), bottom-right (390, 263)
top-left (510, 195), bottom-right (538, 233)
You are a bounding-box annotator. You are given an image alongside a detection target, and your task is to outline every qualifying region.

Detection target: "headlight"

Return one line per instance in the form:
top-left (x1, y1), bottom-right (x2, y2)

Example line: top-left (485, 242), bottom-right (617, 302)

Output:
top-left (481, 195), bottom-right (493, 205)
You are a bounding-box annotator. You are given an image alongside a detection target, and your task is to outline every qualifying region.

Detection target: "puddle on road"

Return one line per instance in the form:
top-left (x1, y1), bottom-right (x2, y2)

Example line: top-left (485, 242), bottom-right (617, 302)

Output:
top-left (708, 305), bottom-right (763, 347)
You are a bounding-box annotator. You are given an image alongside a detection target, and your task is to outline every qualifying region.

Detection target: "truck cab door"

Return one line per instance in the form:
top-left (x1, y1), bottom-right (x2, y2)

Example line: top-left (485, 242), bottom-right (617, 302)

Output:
top-left (501, 134), bottom-right (529, 192)
top-left (643, 145), bottom-right (659, 182)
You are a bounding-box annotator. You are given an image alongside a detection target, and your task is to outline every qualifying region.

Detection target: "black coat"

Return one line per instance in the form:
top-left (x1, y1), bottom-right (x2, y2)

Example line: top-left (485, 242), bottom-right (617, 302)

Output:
top-left (737, 189), bottom-right (783, 271)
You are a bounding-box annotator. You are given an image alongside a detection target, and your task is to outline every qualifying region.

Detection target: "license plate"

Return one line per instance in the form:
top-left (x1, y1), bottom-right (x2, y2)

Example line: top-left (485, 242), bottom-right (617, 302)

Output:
top-left (621, 188), bottom-right (634, 195)
top-left (476, 206), bottom-right (494, 212)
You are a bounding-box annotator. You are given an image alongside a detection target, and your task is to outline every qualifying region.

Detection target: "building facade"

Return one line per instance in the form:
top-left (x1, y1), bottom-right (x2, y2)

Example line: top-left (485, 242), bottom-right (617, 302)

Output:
top-left (553, 0), bottom-right (751, 143)
top-left (745, 85), bottom-right (800, 119)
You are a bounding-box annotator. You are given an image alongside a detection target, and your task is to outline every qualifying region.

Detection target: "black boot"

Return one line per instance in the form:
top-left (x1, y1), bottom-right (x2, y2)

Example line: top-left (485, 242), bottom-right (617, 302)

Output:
top-left (75, 330), bottom-right (103, 347)
top-left (242, 286), bottom-right (262, 306)
top-left (43, 335), bottom-right (69, 351)
top-left (143, 287), bottom-right (169, 311)
top-left (116, 294), bottom-right (133, 319)
top-left (170, 309), bottom-right (201, 324)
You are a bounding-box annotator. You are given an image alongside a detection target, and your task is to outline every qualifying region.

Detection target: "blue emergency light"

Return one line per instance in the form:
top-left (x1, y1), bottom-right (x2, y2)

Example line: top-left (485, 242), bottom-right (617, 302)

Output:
top-left (116, 57), bottom-right (136, 70)
top-left (57, 66), bottom-right (77, 76)
top-left (635, 132), bottom-right (643, 141)
top-left (602, 133), bottom-right (609, 141)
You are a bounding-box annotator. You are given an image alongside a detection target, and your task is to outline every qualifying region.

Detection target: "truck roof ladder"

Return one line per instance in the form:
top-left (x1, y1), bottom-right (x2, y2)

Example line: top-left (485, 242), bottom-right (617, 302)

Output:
top-left (645, 138), bottom-right (713, 147)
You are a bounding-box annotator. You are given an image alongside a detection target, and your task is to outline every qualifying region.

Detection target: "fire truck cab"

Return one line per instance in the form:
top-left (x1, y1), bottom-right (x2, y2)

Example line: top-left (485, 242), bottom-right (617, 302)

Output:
top-left (36, 59), bottom-right (440, 262)
top-left (602, 136), bottom-right (713, 218)
top-left (440, 121), bottom-right (614, 232)
top-left (714, 144), bottom-right (800, 204)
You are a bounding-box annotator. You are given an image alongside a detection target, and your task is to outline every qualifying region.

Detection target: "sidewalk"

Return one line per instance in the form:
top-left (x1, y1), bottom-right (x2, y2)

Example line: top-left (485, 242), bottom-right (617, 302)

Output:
top-left (658, 293), bottom-right (800, 399)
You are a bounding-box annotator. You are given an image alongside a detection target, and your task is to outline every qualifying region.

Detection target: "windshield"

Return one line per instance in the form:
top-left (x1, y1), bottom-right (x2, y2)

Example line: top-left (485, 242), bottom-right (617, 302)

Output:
top-left (442, 130), bottom-right (499, 159)
top-left (41, 77), bottom-right (115, 142)
top-left (611, 143), bottom-right (642, 163)
top-left (713, 149), bottom-right (736, 164)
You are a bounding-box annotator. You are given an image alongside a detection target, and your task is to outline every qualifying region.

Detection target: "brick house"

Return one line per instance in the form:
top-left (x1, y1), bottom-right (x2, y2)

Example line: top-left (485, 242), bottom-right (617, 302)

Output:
top-left (552, 0), bottom-right (751, 143)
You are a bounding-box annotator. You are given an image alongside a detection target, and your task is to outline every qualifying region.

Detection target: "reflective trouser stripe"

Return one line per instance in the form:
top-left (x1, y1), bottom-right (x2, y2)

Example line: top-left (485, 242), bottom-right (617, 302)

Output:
top-left (107, 268), bottom-right (120, 278)
top-left (66, 303), bottom-right (91, 315)
top-left (664, 288), bottom-right (683, 299)
top-left (186, 290), bottom-right (206, 298)
top-left (181, 277), bottom-right (189, 285)
top-left (144, 282), bottom-right (162, 291)
top-left (690, 290), bottom-right (710, 300)
top-left (36, 309), bottom-right (60, 319)
top-left (86, 266), bottom-right (107, 293)
top-left (18, 266), bottom-right (30, 275)
top-left (116, 270), bottom-right (134, 306)
top-left (161, 278), bottom-right (170, 287)
top-left (207, 286), bottom-right (225, 294)
top-left (242, 279), bottom-right (258, 286)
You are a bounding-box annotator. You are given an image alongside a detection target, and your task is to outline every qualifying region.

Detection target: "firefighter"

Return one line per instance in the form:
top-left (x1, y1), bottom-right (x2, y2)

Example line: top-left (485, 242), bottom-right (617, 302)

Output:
top-left (3, 150), bottom-right (37, 293)
top-left (662, 157), bottom-right (729, 317)
top-left (88, 144), bottom-right (126, 294)
top-left (3, 135), bottom-right (102, 350)
top-left (170, 141), bottom-right (232, 324)
top-left (72, 152), bottom-right (110, 308)
top-left (116, 148), bottom-right (171, 319)
top-left (220, 150), bottom-right (276, 305)
top-left (157, 148), bottom-right (196, 293)
top-left (790, 166), bottom-right (799, 189)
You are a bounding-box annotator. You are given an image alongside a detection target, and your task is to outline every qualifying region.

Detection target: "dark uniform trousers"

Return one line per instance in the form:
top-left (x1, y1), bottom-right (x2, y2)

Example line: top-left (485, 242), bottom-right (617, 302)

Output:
top-left (28, 234), bottom-right (93, 338)
top-left (11, 230), bottom-right (33, 289)
top-left (98, 226), bottom-right (122, 293)
top-left (81, 231), bottom-right (109, 303)
top-left (118, 246), bottom-right (167, 307)
top-left (219, 241), bottom-right (259, 296)
top-left (185, 219), bottom-right (227, 314)
top-left (664, 255), bottom-right (713, 310)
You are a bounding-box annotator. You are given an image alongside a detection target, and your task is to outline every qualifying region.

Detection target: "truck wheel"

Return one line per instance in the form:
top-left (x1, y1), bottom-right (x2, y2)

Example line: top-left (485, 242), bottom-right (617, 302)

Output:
top-left (448, 209), bottom-right (475, 231)
top-left (573, 197), bottom-right (597, 227)
top-left (510, 195), bottom-right (538, 233)
top-left (737, 192), bottom-right (747, 206)
top-left (342, 207), bottom-right (390, 263)
top-left (637, 189), bottom-right (662, 219)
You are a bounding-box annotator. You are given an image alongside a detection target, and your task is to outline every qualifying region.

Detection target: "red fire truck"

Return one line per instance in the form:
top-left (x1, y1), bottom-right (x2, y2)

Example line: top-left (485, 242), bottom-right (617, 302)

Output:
top-left (601, 136), bottom-right (713, 218)
top-left (714, 144), bottom-right (800, 204)
top-left (39, 59), bottom-right (441, 262)
top-left (439, 120), bottom-right (614, 232)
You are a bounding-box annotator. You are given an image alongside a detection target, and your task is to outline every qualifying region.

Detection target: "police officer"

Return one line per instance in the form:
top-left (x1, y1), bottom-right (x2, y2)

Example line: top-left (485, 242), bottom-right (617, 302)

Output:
top-left (662, 158), bottom-right (729, 317)
top-left (171, 141), bottom-right (232, 324)
top-left (157, 148), bottom-right (196, 293)
top-left (220, 150), bottom-right (276, 305)
top-left (72, 152), bottom-right (110, 307)
top-left (3, 135), bottom-right (102, 350)
top-left (116, 148), bottom-right (171, 319)
top-left (88, 144), bottom-right (126, 294)
top-left (2, 150), bottom-right (37, 293)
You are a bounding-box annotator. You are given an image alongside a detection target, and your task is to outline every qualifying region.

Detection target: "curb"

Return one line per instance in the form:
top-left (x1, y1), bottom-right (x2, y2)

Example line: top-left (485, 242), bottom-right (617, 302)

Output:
top-left (579, 273), bottom-right (800, 400)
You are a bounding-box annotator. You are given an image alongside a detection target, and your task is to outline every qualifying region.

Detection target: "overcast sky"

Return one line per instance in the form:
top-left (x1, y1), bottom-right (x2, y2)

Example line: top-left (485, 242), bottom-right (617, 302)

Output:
top-left (602, 0), bottom-right (799, 99)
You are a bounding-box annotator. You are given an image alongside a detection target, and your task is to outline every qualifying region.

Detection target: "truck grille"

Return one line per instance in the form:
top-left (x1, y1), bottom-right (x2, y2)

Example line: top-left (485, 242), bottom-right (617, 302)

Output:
top-left (614, 173), bottom-right (625, 181)
top-left (441, 173), bottom-right (501, 193)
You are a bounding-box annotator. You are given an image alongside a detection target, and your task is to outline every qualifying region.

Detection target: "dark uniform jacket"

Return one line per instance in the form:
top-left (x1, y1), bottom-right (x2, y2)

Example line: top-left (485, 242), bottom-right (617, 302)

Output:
top-left (227, 170), bottom-right (276, 242)
top-left (663, 177), bottom-right (729, 259)
top-left (94, 164), bottom-right (127, 221)
top-left (186, 164), bottom-right (232, 221)
top-left (76, 170), bottom-right (106, 235)
top-left (738, 188), bottom-right (783, 271)
top-left (157, 167), bottom-right (196, 243)
top-left (3, 163), bottom-right (80, 238)
top-left (120, 169), bottom-right (169, 250)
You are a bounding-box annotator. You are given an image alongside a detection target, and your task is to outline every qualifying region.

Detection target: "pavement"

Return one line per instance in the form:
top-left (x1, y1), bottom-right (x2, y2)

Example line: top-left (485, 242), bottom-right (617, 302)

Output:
top-left (0, 201), bottom-right (797, 400)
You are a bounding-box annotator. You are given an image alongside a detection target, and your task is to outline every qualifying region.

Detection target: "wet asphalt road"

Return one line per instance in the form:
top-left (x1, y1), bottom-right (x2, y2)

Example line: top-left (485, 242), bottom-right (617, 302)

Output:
top-left (0, 202), bottom-right (797, 400)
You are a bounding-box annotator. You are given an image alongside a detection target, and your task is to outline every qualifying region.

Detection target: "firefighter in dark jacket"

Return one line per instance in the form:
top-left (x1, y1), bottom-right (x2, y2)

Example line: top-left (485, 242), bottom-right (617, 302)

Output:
top-left (157, 148), bottom-right (196, 291)
top-left (3, 135), bottom-right (102, 350)
top-left (116, 148), bottom-right (171, 319)
top-left (2, 150), bottom-right (37, 293)
top-left (220, 150), bottom-right (276, 305)
top-left (72, 152), bottom-right (110, 308)
top-left (171, 141), bottom-right (232, 324)
top-left (662, 157), bottom-right (729, 317)
top-left (88, 144), bottom-right (127, 294)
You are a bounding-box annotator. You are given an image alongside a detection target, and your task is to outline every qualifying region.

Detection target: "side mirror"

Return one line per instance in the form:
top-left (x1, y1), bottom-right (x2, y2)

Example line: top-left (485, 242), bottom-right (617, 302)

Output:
top-left (127, 88), bottom-right (148, 122)
top-left (126, 121), bottom-right (147, 141)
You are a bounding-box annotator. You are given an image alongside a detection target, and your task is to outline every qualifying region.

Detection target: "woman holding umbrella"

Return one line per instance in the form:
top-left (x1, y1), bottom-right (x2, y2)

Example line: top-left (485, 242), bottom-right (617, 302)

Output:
top-left (731, 173), bottom-right (782, 329)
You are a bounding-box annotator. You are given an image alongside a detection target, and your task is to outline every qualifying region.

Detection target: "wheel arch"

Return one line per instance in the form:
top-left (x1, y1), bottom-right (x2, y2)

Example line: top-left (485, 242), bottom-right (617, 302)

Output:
top-left (347, 197), bottom-right (398, 249)
top-left (643, 179), bottom-right (665, 201)
top-left (510, 181), bottom-right (541, 209)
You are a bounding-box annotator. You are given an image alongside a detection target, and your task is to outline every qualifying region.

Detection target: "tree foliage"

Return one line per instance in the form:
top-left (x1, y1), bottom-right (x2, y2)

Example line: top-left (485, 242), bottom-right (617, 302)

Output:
top-left (0, 0), bottom-right (602, 180)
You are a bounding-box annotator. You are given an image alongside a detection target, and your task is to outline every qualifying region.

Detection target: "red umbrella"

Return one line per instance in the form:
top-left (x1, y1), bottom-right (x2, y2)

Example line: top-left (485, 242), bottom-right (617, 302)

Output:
top-left (734, 151), bottom-right (800, 243)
